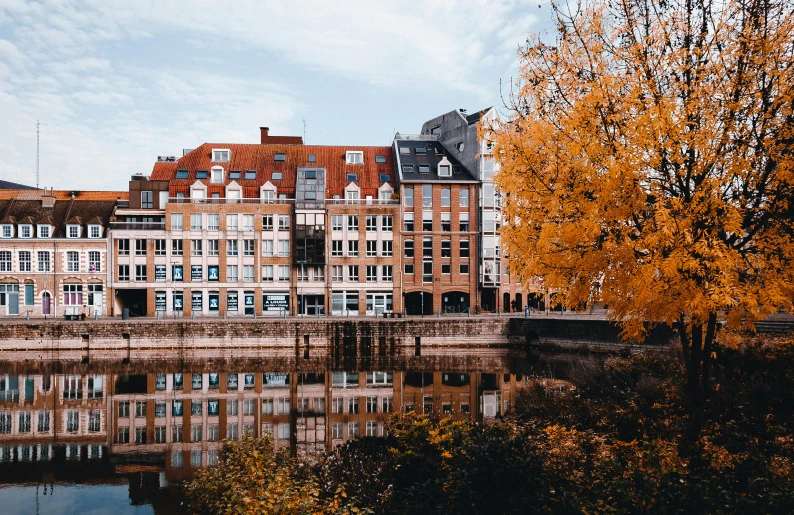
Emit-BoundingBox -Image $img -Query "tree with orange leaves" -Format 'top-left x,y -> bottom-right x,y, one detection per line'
490,0 -> 794,436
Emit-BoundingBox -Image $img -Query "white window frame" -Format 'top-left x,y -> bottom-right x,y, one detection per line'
19,225 -> 32,238
345,151 -> 364,165
210,166 -> 225,184
38,225 -> 51,238
0,225 -> 12,238
212,149 -> 231,163
88,225 -> 101,238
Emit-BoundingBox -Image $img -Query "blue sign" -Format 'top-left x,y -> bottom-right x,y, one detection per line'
172,265 -> 183,281
208,265 -> 219,281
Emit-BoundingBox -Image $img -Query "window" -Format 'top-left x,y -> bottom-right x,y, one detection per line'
38,225 -> 50,238
172,240 -> 183,255
226,214 -> 238,231
278,215 -> 290,230
204,214 -> 218,231
118,239 -> 130,256
441,212 -> 451,232
441,188 -> 450,207
229,170 -> 241,180
346,189 -> 359,201
402,212 -> 414,232
381,240 -> 393,257
275,239 -> 288,257
118,265 -> 129,281
138,189 -> 153,208
67,225 -> 79,238
382,265 -> 393,281
423,261 -> 433,282
262,214 -> 273,230
227,265 -> 238,282
0,251 -> 10,272
278,398 -> 290,415
332,240 -> 343,257
88,252 -> 100,272
191,239 -> 203,256
171,213 -> 183,230
418,165 -> 430,173
272,172 -> 283,181
210,167 -> 224,183
66,410 -> 79,433
366,215 -> 377,232
211,149 -> 230,162
460,240 -> 470,258
19,251 -> 30,272
459,212 -> 470,231
308,154 -> 317,163
152,239 -> 166,257
441,240 -> 452,259
348,421 -> 360,438
423,211 -> 433,232
402,165 -> 414,174
439,164 -> 451,177
208,239 -> 219,256
227,240 -> 238,256
422,184 -> 432,206
262,265 -> 273,281
331,215 -> 343,232
366,265 -> 377,282
0,225 -> 11,238
243,265 -> 254,282
278,265 -> 290,282
366,240 -> 377,257
20,225 -> 32,238
190,213 -> 202,230
135,265 -> 147,282
37,251 -> 51,272
274,153 -> 286,162
195,170 -> 208,180
262,399 -> 274,415
240,214 -> 254,231
347,240 -> 358,257
89,225 -> 101,238
332,265 -> 343,281
135,239 -> 147,256
423,237 -> 433,258
404,240 -> 414,258
459,188 -> 469,207
244,170 -> 257,180
313,266 -> 324,282
244,239 -> 255,256
346,151 -> 364,164
37,411 -> 50,432
347,265 -> 359,282
347,215 -> 358,231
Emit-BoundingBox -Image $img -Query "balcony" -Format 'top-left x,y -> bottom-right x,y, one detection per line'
168,197 -> 294,205
111,221 -> 166,231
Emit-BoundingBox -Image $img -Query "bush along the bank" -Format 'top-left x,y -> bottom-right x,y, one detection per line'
186,335 -> 794,514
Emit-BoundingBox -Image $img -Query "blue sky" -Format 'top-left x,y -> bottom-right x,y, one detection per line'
0,0 -> 552,191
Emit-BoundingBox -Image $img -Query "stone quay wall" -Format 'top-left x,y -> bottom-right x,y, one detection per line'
0,316 -> 675,354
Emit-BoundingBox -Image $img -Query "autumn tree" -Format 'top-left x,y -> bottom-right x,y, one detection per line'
491,0 -> 794,434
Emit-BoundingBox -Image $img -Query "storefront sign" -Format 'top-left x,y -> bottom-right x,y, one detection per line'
172,265 -> 183,282
155,292 -> 166,311
208,294 -> 219,311
208,265 -> 219,282
173,292 -> 183,310
263,294 -> 289,310
191,265 -> 202,281
155,265 -> 166,281
263,373 -> 289,386
191,292 -> 202,311
227,293 -> 238,311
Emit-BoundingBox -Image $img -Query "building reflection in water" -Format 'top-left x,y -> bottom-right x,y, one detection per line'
0,353 -> 571,508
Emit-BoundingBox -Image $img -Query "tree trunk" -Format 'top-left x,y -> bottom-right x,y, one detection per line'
676,313 -> 718,452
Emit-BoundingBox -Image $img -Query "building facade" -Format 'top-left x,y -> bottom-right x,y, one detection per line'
0,189 -> 123,318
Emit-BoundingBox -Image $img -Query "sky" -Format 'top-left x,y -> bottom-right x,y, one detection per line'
0,0 -> 553,191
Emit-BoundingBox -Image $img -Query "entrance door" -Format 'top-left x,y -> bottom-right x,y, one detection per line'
89,285 -> 103,316
42,292 -> 51,315
7,293 -> 18,316
299,295 -> 324,316
366,294 -> 393,316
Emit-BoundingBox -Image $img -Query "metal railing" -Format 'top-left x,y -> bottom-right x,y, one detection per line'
110,221 -> 166,230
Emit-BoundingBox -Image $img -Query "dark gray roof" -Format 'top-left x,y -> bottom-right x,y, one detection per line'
0,180 -> 37,190
0,198 -> 117,237
394,139 -> 477,182
465,107 -> 492,125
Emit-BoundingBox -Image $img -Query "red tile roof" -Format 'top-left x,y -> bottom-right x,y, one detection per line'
0,190 -> 128,201
150,143 -> 395,199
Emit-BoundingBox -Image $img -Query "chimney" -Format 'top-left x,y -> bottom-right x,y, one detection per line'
258,126 -> 304,145
260,127 -> 270,144
459,108 -> 467,114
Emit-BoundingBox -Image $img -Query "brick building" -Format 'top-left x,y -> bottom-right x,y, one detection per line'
393,135 -> 479,314
0,189 -> 124,318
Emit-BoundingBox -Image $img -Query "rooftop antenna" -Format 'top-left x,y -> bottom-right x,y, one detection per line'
302,118 -> 307,142
36,119 -> 40,189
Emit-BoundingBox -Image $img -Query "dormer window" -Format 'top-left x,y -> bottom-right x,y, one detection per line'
438,165 -> 451,177
20,225 -> 32,238
274,153 -> 286,162
244,170 -> 257,180
211,167 -> 225,184
346,173 -> 358,182
272,172 -> 283,180
402,165 -> 414,173
67,225 -> 80,238
0,225 -> 11,238
345,151 -> 364,165
212,149 -> 230,162
379,174 -> 390,182
346,190 -> 359,201
415,147 -> 426,155
418,165 -> 430,174
196,170 -> 208,180
399,147 -> 411,155
88,225 -> 102,238
229,170 -> 241,180
375,155 -> 387,164
38,225 -> 51,238
175,169 -> 189,179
